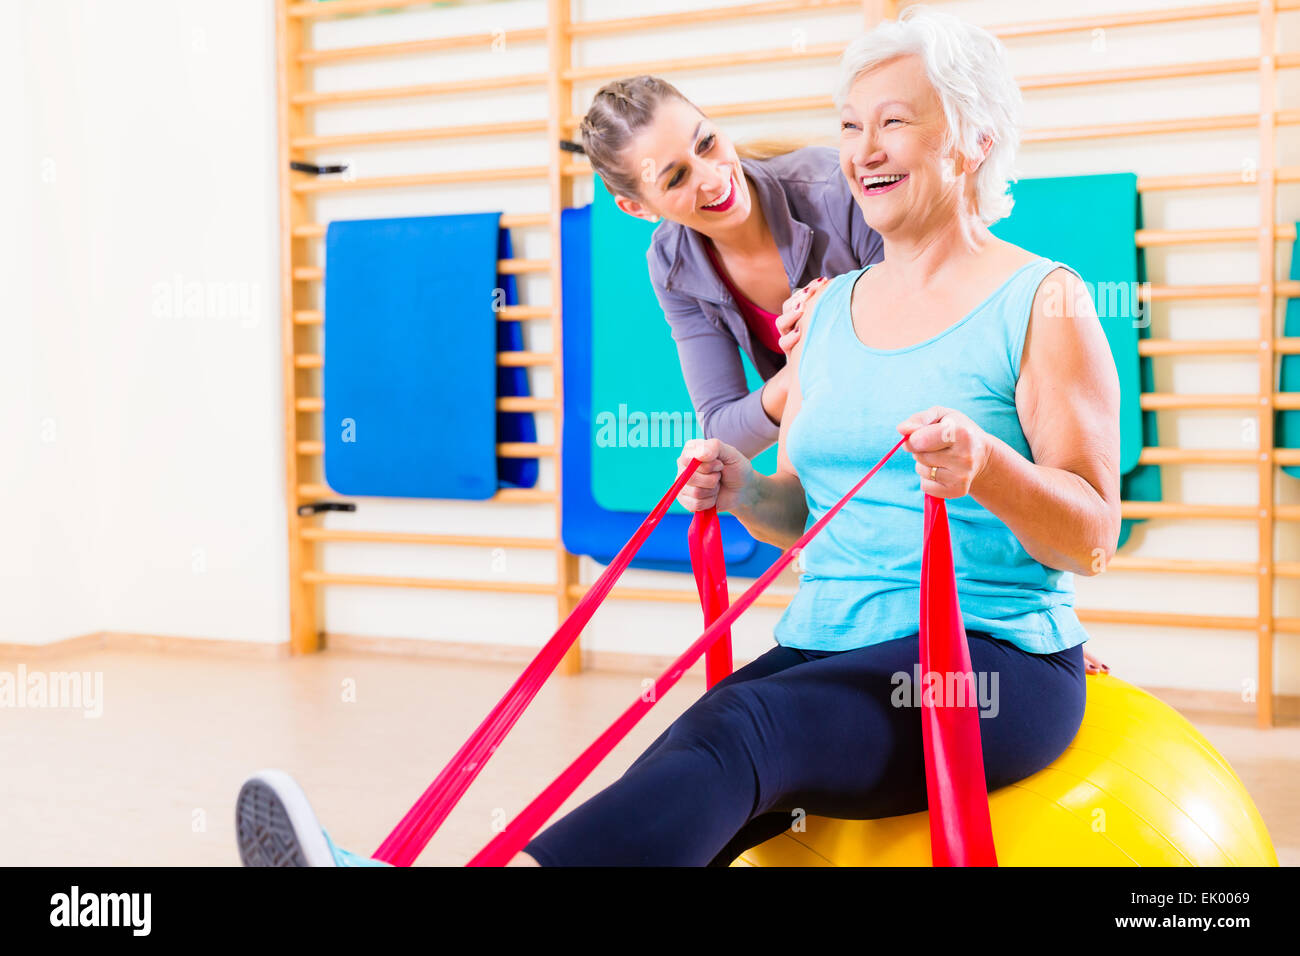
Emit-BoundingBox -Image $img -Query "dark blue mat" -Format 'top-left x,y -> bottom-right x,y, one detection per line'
1275,222 -> 1300,480
561,205 -> 779,576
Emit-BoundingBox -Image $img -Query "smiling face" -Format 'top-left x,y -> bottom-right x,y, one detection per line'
611,98 -> 753,233
839,53 -> 978,238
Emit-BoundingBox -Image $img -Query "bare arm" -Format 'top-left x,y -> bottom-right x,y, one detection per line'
974,268 -> 1122,574
674,283 -> 836,544
900,268 -> 1122,575
657,283 -> 779,458
727,284 -> 833,548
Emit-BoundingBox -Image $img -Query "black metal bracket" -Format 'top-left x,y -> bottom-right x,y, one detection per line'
290,161 -> 350,175
297,501 -> 357,517
558,139 -> 585,155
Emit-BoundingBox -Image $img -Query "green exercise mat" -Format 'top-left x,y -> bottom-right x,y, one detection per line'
1275,223 -> 1300,480
991,172 -> 1160,548
590,181 -> 777,513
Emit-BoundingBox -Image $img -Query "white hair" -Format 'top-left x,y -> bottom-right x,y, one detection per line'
835,5 -> 1022,225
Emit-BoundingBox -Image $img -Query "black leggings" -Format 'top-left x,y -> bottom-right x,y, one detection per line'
523,631 -> 1085,866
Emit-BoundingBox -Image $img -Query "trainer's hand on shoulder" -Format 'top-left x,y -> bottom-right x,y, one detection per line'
676,438 -> 754,514
777,276 -> 830,354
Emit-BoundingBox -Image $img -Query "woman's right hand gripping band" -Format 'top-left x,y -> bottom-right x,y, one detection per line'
676,438 -> 755,515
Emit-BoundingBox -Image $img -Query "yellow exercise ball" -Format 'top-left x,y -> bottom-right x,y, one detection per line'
735,674 -> 1278,866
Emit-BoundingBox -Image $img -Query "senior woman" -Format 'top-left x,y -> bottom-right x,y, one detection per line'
510,6 -> 1119,868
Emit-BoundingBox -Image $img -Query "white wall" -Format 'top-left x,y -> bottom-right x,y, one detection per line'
5,0 -> 1298,699
3,0 -> 288,645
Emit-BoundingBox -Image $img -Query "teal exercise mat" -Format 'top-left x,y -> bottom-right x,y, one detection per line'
991,172 -> 1160,548
1275,223 -> 1300,479
589,181 -> 777,513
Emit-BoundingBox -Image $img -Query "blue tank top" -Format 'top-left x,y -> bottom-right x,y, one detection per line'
773,256 -> 1090,655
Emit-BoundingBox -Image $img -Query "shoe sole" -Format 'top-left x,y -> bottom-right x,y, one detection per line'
236,769 -> 336,867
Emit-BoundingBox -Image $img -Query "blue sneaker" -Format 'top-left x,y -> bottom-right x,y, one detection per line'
236,769 -> 391,867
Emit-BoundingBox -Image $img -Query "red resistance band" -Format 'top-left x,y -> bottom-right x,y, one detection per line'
376,437 -> 998,867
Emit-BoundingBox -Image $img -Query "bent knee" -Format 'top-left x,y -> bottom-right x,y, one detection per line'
660,684 -> 775,764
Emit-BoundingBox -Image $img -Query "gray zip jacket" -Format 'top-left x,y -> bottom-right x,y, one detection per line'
646,146 -> 884,458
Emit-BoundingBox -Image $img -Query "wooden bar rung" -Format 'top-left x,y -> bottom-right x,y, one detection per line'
1137,447 -> 1256,464
1105,556 -> 1257,575
296,484 -> 556,504
301,528 -> 557,549
291,73 -> 548,107
293,213 -> 550,240
498,442 -> 554,458
1138,338 -> 1259,356
291,265 -> 550,291
498,305 -> 552,320
289,0 -> 475,18
561,42 -> 846,83
991,3 -> 1261,40
303,570 -> 556,595
1140,165 -> 1300,190
297,28 -> 547,64
292,119 -> 548,151
297,440 -> 551,458
292,166 -> 549,194
1019,57 -> 1260,92
294,354 -> 324,369
562,94 -> 835,133
1142,281 -> 1300,300
497,259 -> 551,276
564,1 -> 860,37
1135,448 -> 1300,467
1137,225 -> 1296,246
498,396 -> 556,413
566,583 -> 793,609
1075,608 -> 1256,630
1140,393 -> 1260,410
1121,502 -> 1257,519
496,487 -> 556,503
498,351 -> 556,367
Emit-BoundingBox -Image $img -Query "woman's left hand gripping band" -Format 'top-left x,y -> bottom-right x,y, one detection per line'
897,406 -> 996,499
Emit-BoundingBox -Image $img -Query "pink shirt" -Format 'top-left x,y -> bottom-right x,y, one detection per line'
702,239 -> 784,356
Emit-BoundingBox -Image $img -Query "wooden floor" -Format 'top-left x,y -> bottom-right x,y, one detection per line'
1,646 -> 1295,867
